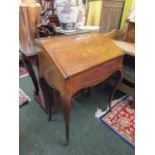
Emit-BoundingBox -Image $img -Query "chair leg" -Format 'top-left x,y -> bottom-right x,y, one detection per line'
109,70 -> 123,111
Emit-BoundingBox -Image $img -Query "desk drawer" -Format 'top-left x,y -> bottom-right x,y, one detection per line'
66,56 -> 123,95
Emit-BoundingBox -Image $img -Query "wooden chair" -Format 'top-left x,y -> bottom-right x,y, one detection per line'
105,25 -> 135,109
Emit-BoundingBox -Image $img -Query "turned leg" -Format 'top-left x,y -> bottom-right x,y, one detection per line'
61,96 -> 72,144
39,78 -> 54,121
22,54 -> 39,96
109,70 -> 123,111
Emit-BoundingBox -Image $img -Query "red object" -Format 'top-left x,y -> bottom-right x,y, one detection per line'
100,98 -> 135,147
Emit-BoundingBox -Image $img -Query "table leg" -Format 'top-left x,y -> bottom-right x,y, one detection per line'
61,96 -> 71,144
39,78 -> 54,121
109,70 -> 123,111
22,55 -> 39,96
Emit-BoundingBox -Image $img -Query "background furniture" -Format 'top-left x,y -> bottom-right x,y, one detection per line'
19,2 -> 42,97
19,0 -> 60,112
109,39 -> 135,107
39,0 -> 60,26
36,32 -> 124,143
124,20 -> 135,43
100,0 -> 125,33
105,20 -> 135,108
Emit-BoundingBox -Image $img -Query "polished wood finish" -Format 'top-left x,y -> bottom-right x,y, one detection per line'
36,32 -> 124,143
103,29 -> 135,56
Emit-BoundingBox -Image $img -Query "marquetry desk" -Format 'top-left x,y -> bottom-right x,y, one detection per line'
36,32 -> 125,144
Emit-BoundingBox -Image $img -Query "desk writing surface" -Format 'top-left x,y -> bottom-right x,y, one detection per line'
37,33 -> 124,78
36,32 -> 99,48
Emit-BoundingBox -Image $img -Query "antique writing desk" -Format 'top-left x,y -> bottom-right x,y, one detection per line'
36,33 -> 124,144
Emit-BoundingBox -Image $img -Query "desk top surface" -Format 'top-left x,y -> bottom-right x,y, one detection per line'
36,33 -> 124,78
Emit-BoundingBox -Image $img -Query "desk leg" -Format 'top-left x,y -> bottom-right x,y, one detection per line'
62,96 -> 71,144
23,55 -> 39,96
39,78 -> 54,121
109,70 -> 123,111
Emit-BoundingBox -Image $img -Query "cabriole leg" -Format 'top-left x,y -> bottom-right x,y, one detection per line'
61,96 -> 72,145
